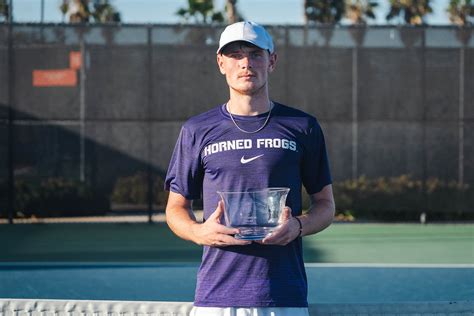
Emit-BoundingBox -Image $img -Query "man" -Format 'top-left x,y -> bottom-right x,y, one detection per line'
165,21 -> 335,316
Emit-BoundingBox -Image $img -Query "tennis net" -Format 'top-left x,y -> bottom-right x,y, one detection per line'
1,299 -> 473,316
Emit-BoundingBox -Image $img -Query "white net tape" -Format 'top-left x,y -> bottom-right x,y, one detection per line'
1,299 -> 473,316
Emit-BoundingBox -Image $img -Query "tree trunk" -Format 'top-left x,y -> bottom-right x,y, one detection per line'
304,0 -> 309,26
226,0 -> 238,24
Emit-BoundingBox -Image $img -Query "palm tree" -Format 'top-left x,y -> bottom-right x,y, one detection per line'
304,0 -> 346,24
345,0 -> 378,24
0,0 -> 9,22
60,1 -> 67,22
225,0 -> 242,24
59,0 -> 120,23
447,0 -> 474,25
176,0 -> 224,24
60,0 -> 91,23
92,0 -> 121,22
386,0 -> 433,25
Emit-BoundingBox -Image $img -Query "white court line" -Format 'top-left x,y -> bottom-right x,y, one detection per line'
305,263 -> 474,268
2,262 -> 472,269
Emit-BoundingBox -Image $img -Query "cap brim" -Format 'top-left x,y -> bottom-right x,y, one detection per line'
217,40 -> 270,54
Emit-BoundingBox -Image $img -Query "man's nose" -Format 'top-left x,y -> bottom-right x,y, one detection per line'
239,54 -> 253,68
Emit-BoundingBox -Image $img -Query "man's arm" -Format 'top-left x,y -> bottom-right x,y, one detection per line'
166,191 -> 251,247
298,184 -> 335,236
262,184 -> 335,245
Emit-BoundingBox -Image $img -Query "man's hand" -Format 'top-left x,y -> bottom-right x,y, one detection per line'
191,201 -> 251,247
260,185 -> 336,245
259,207 -> 300,246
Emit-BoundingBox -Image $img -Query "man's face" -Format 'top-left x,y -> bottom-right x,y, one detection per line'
217,41 -> 277,96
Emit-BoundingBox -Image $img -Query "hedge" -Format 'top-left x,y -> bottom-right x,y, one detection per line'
331,175 -> 473,221
13,177 -> 109,218
6,174 -> 474,221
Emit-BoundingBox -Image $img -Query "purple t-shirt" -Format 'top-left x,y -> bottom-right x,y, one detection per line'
165,102 -> 332,307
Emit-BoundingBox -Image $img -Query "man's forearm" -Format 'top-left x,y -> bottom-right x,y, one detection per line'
166,204 -> 200,243
298,197 -> 335,237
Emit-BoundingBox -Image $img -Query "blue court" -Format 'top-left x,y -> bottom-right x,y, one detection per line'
1,263 -> 473,304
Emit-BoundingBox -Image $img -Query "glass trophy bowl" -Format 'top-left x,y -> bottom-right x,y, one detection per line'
217,187 -> 290,240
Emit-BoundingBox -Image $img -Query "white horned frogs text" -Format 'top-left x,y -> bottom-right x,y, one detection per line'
203,138 -> 297,157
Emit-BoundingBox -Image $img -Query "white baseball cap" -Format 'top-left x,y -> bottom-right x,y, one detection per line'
217,21 -> 274,54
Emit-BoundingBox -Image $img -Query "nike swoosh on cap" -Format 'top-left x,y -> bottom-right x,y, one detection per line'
240,154 -> 264,164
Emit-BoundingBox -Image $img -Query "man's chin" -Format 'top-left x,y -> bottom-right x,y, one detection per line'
232,84 -> 266,96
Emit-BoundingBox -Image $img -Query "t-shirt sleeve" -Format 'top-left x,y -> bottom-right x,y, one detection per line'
164,126 -> 204,200
301,122 -> 332,195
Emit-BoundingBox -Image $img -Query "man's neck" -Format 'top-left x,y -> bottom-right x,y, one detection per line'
227,91 -> 271,116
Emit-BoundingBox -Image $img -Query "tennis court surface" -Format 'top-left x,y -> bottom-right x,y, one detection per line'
1,222 -> 473,315
1,262 -> 473,303
1,262 -> 473,315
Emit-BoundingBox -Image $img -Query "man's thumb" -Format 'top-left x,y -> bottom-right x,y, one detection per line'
279,207 -> 291,222
209,200 -> 224,221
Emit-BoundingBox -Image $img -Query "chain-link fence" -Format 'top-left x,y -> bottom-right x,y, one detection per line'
1,24 -> 473,222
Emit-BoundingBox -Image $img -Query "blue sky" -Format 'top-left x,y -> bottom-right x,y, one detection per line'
13,0 -> 452,25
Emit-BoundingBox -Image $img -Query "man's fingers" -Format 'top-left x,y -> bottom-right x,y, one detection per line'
279,206 -> 291,222
218,235 -> 251,246
209,201 -> 241,234
262,211 -> 294,245
283,207 -> 291,219
261,230 -> 283,244
210,234 -> 251,247
217,223 -> 239,235
208,200 -> 225,221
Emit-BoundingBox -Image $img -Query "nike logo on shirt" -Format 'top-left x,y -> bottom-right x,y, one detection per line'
240,154 -> 264,164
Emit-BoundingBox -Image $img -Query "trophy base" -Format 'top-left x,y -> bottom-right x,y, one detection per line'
234,225 -> 277,240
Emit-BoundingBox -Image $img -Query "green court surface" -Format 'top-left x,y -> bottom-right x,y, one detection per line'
1,222 -> 473,263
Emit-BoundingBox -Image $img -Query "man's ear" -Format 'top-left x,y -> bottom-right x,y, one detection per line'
268,53 -> 277,73
217,54 -> 226,75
